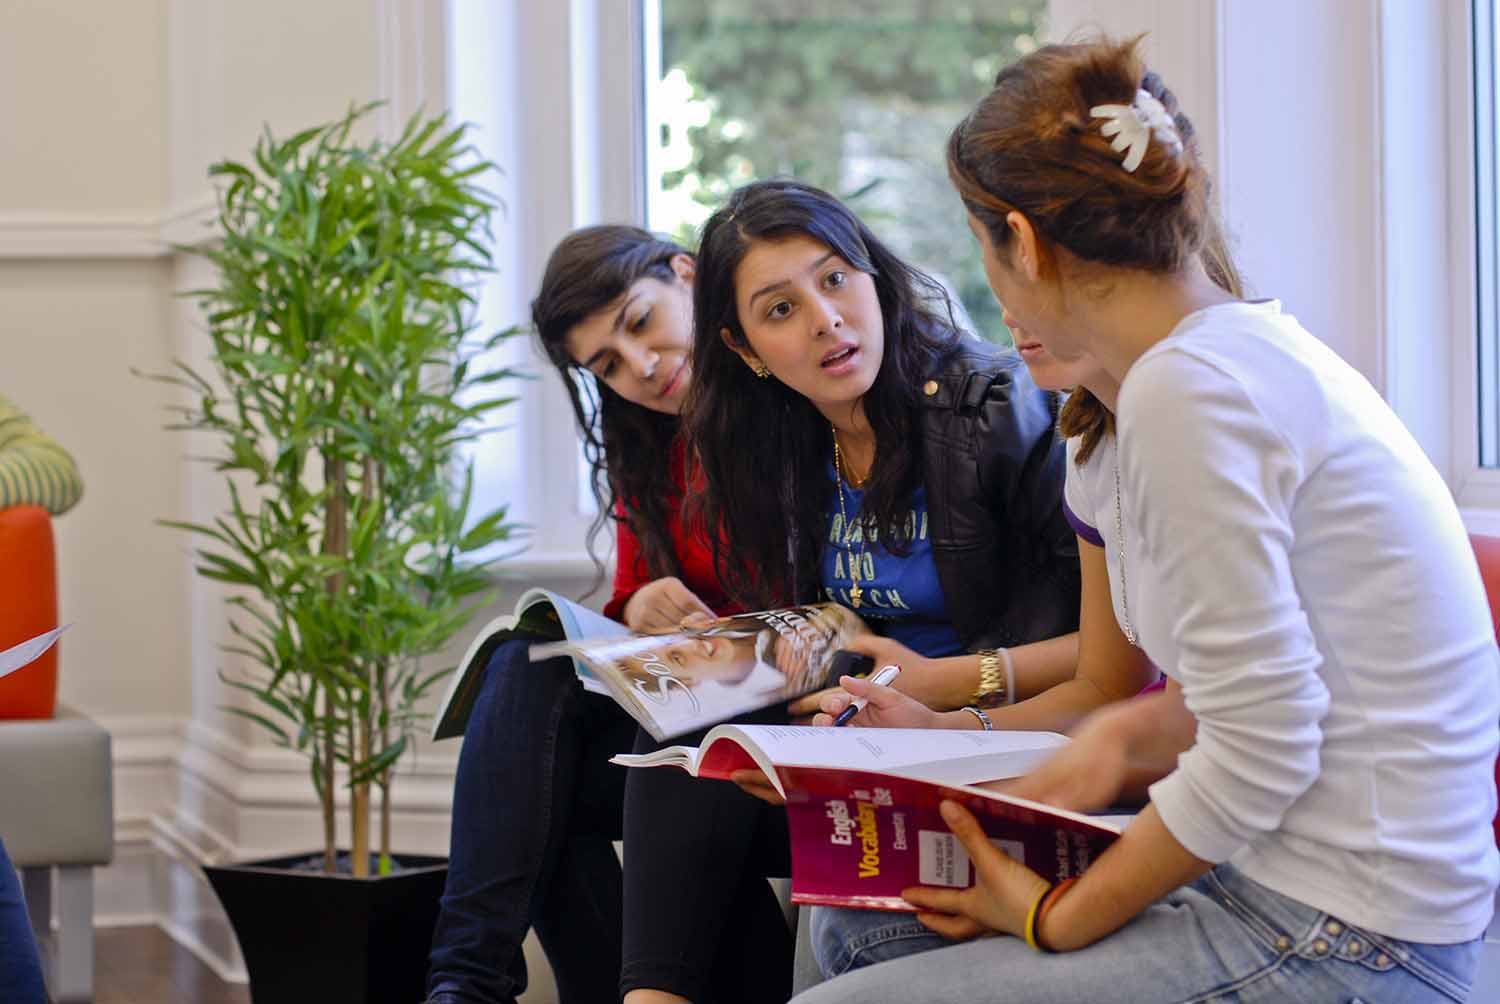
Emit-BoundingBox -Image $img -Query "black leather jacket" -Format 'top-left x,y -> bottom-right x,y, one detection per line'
909,339 -> 1080,650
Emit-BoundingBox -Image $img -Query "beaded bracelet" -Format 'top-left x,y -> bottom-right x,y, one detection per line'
1030,877 -> 1079,953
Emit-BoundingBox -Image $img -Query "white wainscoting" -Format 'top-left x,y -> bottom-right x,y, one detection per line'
0,199 -> 218,260
93,713 -> 463,984
0,213 -> 167,259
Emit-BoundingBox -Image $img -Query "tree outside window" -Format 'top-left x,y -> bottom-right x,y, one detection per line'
651,0 -> 1047,342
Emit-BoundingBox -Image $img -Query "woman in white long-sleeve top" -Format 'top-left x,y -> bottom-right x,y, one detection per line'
793,34 -> 1499,1004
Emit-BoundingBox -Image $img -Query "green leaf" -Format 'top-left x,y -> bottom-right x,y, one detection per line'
135,101 -> 518,862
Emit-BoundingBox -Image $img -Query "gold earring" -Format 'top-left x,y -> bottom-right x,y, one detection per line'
750,359 -> 770,379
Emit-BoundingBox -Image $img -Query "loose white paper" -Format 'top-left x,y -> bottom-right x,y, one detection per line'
0,626 -> 68,679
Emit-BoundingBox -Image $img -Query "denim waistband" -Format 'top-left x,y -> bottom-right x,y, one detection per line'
1199,862 -> 1480,1003
1200,862 -> 1323,945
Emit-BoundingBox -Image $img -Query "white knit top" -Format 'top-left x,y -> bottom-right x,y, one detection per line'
1079,299 -> 1499,943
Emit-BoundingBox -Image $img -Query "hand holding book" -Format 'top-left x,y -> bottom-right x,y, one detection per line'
900,799 -> 1056,943
613,724 -> 1120,912
729,768 -> 785,805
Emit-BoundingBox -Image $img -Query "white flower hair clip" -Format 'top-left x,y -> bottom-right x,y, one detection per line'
1090,89 -> 1184,173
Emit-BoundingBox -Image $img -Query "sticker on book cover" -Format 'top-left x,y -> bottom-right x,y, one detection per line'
919,831 -> 1026,887
918,831 -> 970,886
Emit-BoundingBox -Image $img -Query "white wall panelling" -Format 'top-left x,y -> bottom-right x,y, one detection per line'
0,7 -> 602,997
0,214 -> 165,259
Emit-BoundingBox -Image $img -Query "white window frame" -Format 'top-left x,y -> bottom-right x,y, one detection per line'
444,0 -> 651,582
1452,0 -> 1500,530
1051,3 -> 1499,530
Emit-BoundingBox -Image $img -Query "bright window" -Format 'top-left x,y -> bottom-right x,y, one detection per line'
645,1 -> 1047,341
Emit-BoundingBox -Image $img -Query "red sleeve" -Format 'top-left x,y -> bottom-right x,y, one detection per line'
602,502 -> 649,623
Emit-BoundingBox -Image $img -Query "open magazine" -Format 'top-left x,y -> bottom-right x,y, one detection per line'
613,724 -> 1125,911
431,588 -> 626,741
432,591 -> 867,742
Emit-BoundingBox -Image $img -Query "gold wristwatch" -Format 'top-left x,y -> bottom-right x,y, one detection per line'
973,648 -> 1008,709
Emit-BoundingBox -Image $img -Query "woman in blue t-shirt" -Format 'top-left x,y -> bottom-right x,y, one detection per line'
686,179 -> 1084,686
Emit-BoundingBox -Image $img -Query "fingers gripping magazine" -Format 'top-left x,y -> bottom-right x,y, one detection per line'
432,595 -> 866,742
612,724 -> 1124,911
534,604 -> 866,741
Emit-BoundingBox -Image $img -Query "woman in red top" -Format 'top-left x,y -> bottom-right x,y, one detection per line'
425,227 -> 778,1004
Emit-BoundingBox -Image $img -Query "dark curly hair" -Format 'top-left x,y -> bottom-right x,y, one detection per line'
683,180 -> 963,608
531,225 -> 690,592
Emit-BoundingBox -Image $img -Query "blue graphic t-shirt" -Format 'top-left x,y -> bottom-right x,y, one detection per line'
820,469 -> 964,659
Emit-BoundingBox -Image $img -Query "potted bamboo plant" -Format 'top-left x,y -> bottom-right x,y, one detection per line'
154,104 -> 517,1003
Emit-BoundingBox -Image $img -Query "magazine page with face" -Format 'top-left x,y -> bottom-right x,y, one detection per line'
545,603 -> 867,740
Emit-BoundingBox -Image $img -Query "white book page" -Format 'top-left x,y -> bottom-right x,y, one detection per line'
887,746 -> 1059,787
712,725 -> 1066,776
610,745 -> 697,771
950,779 -> 1127,834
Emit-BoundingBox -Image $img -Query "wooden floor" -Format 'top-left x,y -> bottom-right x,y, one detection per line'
95,925 -> 249,1004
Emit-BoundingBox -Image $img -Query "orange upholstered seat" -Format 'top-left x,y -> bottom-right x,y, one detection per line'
0,504 -> 59,719
1469,534 -> 1500,848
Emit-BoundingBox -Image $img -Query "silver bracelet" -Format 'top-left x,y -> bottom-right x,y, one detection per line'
961,705 -> 994,730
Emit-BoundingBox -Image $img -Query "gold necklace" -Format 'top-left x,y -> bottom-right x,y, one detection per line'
831,426 -> 868,489
832,426 -> 870,608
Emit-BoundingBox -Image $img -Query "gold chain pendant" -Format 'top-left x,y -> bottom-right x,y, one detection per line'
833,425 -> 867,610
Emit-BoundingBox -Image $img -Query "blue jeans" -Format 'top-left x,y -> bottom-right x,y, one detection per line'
0,838 -> 46,1004
426,639 -> 803,1003
802,862 -> 1481,1003
426,640 -> 636,1004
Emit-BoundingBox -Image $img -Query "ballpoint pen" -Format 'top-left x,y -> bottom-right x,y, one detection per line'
832,664 -> 901,727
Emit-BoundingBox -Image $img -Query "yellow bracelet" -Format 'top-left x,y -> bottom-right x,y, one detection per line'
1022,881 -> 1053,952
1032,877 -> 1078,953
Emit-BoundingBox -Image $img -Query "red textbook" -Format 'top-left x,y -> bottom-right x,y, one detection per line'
612,725 -> 1125,911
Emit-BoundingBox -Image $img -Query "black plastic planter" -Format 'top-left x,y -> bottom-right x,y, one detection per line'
203,852 -> 447,1004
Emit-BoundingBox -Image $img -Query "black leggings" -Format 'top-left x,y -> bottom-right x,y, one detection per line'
621,707 -> 795,1002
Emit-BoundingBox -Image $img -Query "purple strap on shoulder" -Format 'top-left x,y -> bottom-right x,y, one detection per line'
1063,499 -> 1105,548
